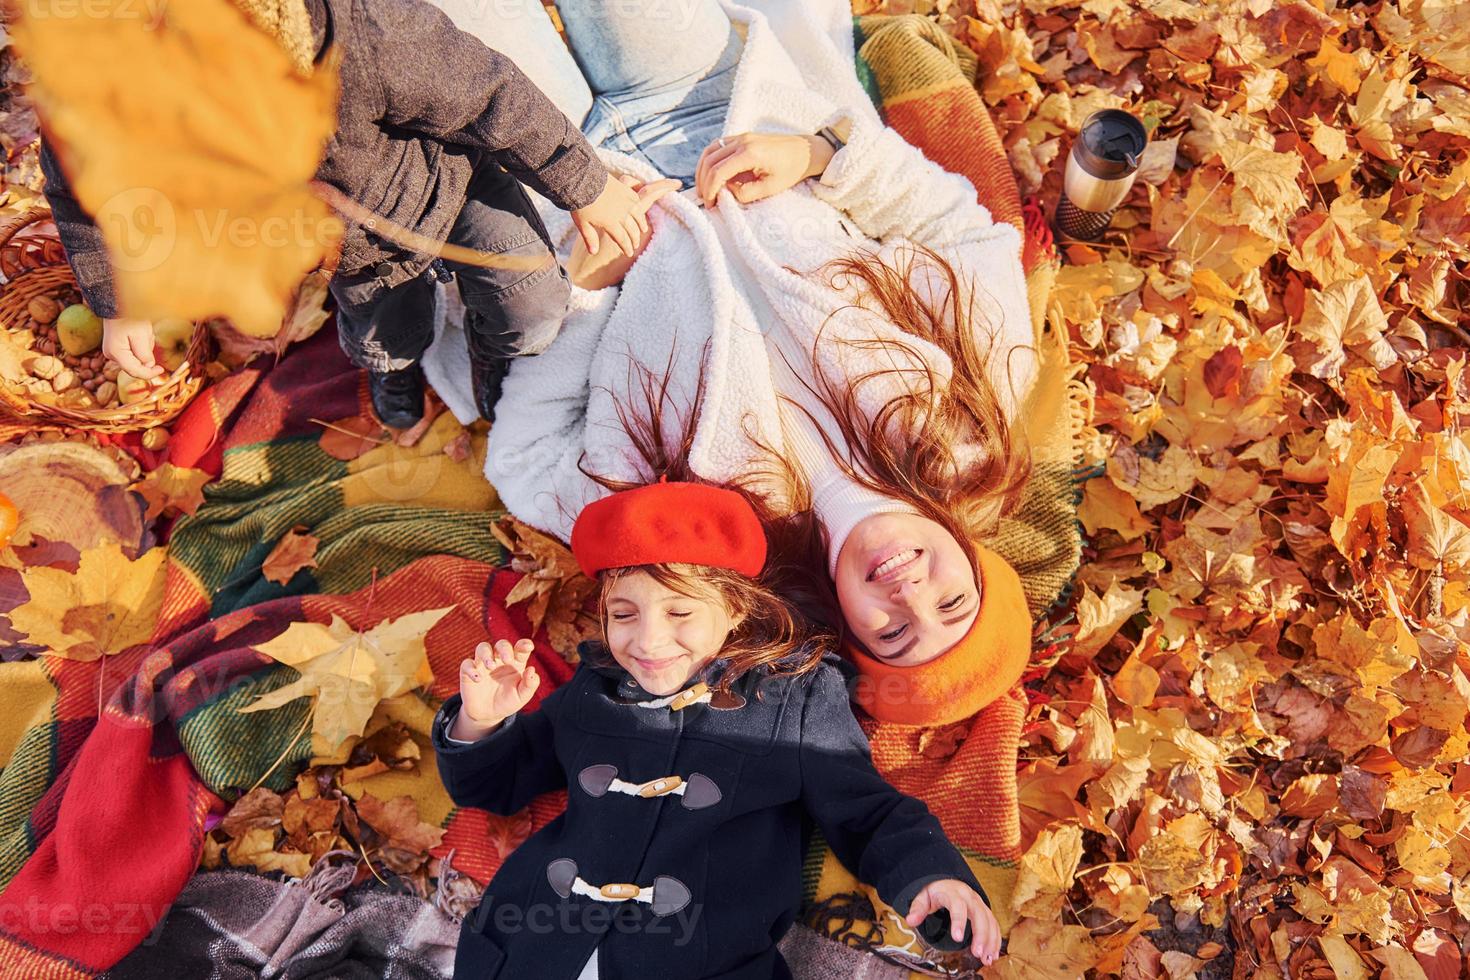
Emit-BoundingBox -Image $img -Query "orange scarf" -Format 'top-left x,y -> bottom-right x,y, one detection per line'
846,545 -> 1031,726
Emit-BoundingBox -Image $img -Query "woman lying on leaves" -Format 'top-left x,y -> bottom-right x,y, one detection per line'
424,0 -> 1039,729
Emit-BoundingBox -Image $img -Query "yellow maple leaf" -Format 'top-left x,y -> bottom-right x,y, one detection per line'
9,543 -> 166,661
1318,934 -> 1371,980
13,0 -> 341,335
225,826 -> 312,878
1011,822 -> 1084,920
1077,476 -> 1152,542
239,608 -> 454,750
1306,34 -> 1363,97
1293,278 -> 1396,381
1106,443 -> 1200,510
989,919 -> 1099,980
1073,581 -> 1144,658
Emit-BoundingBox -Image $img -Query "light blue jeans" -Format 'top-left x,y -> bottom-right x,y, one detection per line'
431,0 -> 738,186
556,0 -> 741,186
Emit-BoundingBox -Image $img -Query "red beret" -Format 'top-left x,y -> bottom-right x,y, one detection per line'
570,482 -> 768,578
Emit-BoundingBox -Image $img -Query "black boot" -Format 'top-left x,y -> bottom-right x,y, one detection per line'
465,313 -> 512,424
368,363 -> 425,430
470,352 -> 511,424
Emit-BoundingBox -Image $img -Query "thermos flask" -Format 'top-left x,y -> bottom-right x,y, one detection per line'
1055,110 -> 1148,241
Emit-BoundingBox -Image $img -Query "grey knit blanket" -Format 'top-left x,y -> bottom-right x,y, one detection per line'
104,860 -> 904,980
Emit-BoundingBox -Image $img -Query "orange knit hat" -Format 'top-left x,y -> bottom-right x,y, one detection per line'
845,545 -> 1031,726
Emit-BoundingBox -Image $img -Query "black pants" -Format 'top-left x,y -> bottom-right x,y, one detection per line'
332,162 -> 572,373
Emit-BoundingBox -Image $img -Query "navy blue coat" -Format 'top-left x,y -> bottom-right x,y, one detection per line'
431,650 -> 984,980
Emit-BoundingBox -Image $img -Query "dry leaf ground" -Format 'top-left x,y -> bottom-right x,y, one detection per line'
0,0 -> 1467,976
893,0 -> 1470,976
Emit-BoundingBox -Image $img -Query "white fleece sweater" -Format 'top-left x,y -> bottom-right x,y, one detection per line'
422,0 -> 1036,550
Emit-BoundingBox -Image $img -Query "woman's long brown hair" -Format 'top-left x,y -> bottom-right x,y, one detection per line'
575,352 -> 833,694
579,242 -> 1031,653
765,242 -> 1033,640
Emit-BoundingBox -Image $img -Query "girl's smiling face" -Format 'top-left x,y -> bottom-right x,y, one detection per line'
603,570 -> 742,696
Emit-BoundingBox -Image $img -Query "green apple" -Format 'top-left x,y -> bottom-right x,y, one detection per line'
153,317 -> 194,372
56,304 -> 103,357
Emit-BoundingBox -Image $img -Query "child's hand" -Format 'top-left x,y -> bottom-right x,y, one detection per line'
456,639 -> 540,734
102,318 -> 164,380
570,174 -> 649,258
568,175 -> 681,290
905,879 -> 1001,965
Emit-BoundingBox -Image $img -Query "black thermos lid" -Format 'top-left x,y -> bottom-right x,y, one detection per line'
1073,110 -> 1148,180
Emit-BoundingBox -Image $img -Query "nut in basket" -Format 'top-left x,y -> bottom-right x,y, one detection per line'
0,206 -> 210,432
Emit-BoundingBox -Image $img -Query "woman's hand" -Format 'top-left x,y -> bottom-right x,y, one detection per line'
694,132 -> 836,208
452,639 -> 540,740
568,175 -> 681,290
905,878 -> 1001,965
103,317 -> 165,380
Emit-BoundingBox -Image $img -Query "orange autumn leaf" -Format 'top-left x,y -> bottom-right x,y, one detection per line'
13,0 -> 341,335
483,809 -> 535,864
318,415 -> 389,461
0,492 -> 17,551
1011,822 -> 1085,919
132,463 -> 213,520
262,526 -> 319,585
354,793 -> 446,855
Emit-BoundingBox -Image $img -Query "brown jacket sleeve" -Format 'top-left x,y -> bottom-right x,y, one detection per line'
38,139 -> 120,319
360,0 -> 607,212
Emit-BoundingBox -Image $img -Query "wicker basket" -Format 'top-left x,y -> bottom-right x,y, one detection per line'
0,206 -> 209,433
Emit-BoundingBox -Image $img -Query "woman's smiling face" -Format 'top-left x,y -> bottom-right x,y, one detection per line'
603,570 -> 741,696
832,512 -> 980,666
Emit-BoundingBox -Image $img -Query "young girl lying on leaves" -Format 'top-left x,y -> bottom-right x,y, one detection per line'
431,480 -> 1000,980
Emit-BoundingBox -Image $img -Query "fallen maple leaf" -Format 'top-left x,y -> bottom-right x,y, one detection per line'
493,517 -> 598,656
282,793 -> 344,843
225,827 -> 313,878
355,793 -> 446,855
1011,822 -> 1084,919
393,394 -> 444,448
132,463 -> 213,521
9,543 -> 165,660
317,415 -> 389,461
239,608 -> 454,749
220,787 -> 285,838
210,270 -> 337,368
14,0 -> 341,334
1073,581 -> 1144,658
262,526 -> 319,585
990,919 -> 1100,980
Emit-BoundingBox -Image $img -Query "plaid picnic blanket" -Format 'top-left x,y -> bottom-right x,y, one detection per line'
0,329 -> 532,976
0,13 -> 1082,979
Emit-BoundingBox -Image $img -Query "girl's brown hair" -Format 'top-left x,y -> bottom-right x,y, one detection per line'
763,243 -> 1033,639
576,357 -> 833,694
